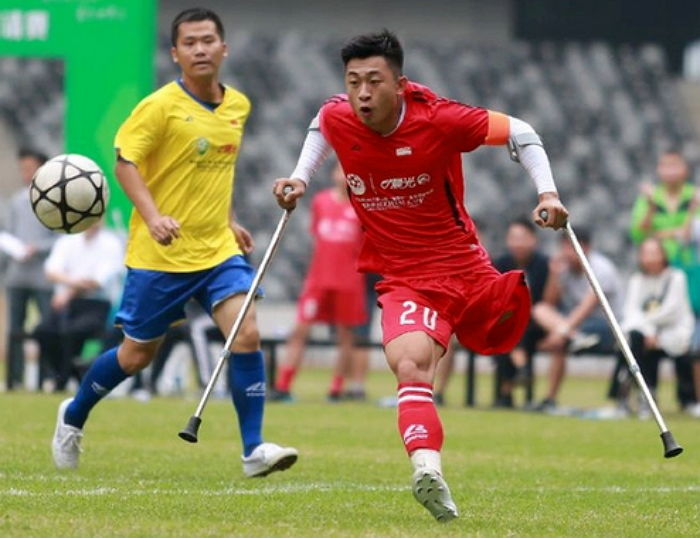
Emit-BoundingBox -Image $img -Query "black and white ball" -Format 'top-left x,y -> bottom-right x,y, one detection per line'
30,154 -> 109,233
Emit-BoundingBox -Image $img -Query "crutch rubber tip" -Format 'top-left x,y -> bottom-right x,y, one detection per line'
178,416 -> 202,443
661,431 -> 683,458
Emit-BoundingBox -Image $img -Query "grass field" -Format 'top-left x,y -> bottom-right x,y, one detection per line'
1,368 -> 699,537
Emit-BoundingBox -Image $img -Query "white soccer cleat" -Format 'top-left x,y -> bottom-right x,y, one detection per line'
52,398 -> 83,470
412,468 -> 459,522
242,442 -> 298,478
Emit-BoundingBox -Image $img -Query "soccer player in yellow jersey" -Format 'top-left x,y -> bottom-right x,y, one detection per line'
51,8 -> 298,477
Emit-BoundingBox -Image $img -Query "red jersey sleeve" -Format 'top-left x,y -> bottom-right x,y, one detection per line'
433,100 -> 490,153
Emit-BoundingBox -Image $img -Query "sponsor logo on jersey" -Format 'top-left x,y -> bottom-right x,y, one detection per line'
195,137 -> 210,155
217,143 -> 237,154
346,173 -> 366,195
403,423 -> 429,444
380,173 -> 431,190
395,146 -> 412,156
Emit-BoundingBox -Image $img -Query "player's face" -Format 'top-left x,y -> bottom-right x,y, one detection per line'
345,56 -> 407,135
639,239 -> 666,275
506,224 -> 537,264
19,156 -> 41,185
171,20 -> 227,80
656,153 -> 688,188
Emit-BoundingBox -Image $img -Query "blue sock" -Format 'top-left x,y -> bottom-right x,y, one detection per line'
228,350 -> 265,456
64,347 -> 128,429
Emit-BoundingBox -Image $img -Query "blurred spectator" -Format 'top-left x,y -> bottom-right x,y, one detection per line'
608,238 -> 695,417
34,221 -> 124,391
344,272 -> 382,400
492,217 -> 551,408
2,148 -> 54,390
685,193 -> 700,416
630,151 -> 697,268
270,163 -> 367,402
533,228 -> 622,411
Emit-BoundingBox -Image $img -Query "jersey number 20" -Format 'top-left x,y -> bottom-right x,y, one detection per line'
399,300 -> 438,330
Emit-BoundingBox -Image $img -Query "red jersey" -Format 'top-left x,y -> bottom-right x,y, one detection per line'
304,188 -> 364,292
319,81 -> 491,278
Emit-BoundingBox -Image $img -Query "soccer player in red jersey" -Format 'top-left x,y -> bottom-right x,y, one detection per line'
271,162 -> 367,401
273,30 -> 568,522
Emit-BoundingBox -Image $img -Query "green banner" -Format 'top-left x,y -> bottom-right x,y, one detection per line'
0,0 -> 156,228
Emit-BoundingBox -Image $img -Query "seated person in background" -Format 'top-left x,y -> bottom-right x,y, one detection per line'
608,237 -> 695,417
492,217 -> 551,408
270,162 -> 367,402
34,222 -> 124,391
533,228 -> 622,411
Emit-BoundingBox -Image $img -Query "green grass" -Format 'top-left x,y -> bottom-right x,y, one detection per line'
1,368 -> 699,537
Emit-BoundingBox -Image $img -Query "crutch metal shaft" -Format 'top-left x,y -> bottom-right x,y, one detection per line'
179,208 -> 292,443
562,220 -> 682,458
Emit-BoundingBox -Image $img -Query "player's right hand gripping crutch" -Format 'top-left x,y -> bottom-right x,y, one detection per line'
179,203 -> 293,443
540,210 -> 683,458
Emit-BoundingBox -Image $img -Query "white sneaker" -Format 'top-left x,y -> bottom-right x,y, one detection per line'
412,468 -> 459,522
52,398 -> 83,470
568,332 -> 601,354
242,442 -> 298,477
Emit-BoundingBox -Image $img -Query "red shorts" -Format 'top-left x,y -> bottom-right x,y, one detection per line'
296,285 -> 367,326
376,264 -> 531,354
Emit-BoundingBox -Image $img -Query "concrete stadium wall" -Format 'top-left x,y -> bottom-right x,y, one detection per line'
158,0 -> 512,44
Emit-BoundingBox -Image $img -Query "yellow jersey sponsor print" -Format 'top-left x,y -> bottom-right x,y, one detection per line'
114,80 -> 250,272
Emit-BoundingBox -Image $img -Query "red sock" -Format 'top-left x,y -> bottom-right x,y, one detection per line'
397,383 -> 443,454
329,375 -> 344,395
276,366 -> 297,392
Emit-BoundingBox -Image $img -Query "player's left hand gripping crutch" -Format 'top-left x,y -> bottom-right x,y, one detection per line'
179,205 -> 293,443
540,210 -> 683,458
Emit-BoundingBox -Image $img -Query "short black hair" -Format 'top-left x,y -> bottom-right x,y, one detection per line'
171,8 -> 224,47
341,29 -> 403,74
18,147 -> 48,165
509,216 -> 536,234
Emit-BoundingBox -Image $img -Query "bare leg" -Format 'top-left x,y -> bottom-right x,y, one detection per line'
328,325 -> 354,397
385,331 -> 457,521
545,349 -> 567,401
433,339 -> 455,404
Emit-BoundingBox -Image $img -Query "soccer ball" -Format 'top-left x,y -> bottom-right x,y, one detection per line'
30,153 -> 109,233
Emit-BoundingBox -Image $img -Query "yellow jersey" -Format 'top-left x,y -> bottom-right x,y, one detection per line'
114,80 -> 250,271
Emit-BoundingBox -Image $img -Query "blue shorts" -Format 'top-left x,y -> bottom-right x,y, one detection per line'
114,255 -> 261,341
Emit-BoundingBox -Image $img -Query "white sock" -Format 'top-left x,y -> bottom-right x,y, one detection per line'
410,449 -> 442,475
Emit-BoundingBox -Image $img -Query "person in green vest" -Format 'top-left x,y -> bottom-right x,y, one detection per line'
630,151 -> 698,267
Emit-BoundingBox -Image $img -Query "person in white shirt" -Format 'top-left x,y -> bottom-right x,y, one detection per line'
609,237 -> 695,415
34,222 -> 124,391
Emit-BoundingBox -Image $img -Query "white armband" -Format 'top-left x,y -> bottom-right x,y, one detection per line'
508,116 -> 557,195
289,113 -> 333,184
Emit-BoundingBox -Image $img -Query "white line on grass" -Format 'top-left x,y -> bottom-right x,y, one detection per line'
2,484 -> 700,498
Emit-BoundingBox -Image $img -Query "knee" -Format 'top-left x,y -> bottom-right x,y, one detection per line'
392,351 -> 432,384
233,316 -> 260,352
118,345 -> 155,375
